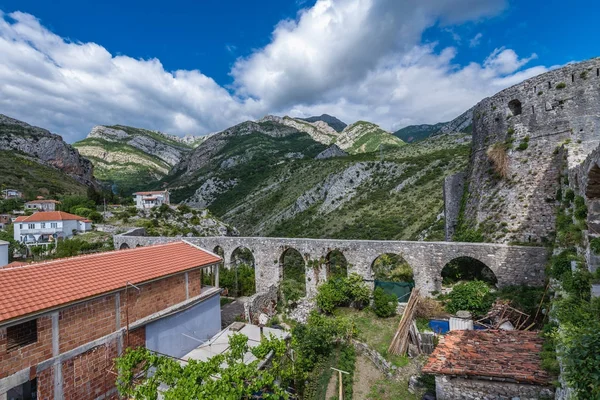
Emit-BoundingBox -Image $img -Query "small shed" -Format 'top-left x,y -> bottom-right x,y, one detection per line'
422,330 -> 554,400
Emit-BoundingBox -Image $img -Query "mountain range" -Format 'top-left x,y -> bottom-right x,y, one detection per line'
1,110 -> 471,239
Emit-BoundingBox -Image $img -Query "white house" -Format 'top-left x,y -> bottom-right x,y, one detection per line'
1,189 -> 22,199
0,240 -> 8,268
14,211 -> 92,244
24,199 -> 61,211
133,190 -> 170,210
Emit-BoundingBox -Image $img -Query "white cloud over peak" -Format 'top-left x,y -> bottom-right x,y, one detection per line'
0,0 -> 549,142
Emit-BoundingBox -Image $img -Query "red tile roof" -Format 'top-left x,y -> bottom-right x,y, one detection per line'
0,241 -> 221,325
14,216 -> 27,222
422,330 -> 551,385
25,199 -> 61,204
15,211 -> 85,223
134,191 -> 168,195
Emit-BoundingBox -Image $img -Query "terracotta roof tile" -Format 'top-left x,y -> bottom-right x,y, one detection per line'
25,200 -> 61,204
15,211 -> 85,223
0,241 -> 221,324
133,191 -> 168,195
422,330 -> 551,385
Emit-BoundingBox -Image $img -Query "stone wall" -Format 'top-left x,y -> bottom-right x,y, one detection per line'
434,375 -> 554,400
244,285 -> 278,324
464,58 -> 600,244
444,171 -> 466,240
114,234 -> 549,296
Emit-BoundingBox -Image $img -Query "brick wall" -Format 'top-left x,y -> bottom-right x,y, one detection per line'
59,295 -> 117,353
127,327 -> 146,349
188,270 -> 202,297
61,340 -> 118,400
120,273 -> 188,325
36,367 -> 54,400
1,267 -> 209,399
0,316 -> 53,379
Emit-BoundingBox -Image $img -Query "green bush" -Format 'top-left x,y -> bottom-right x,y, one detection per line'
315,273 -> 370,313
373,287 -> 397,317
564,189 -> 575,202
281,278 -> 305,306
556,82 -> 566,89
590,237 -> 600,254
316,280 -> 347,314
562,269 -> 591,301
549,250 -> 577,279
445,280 -> 493,315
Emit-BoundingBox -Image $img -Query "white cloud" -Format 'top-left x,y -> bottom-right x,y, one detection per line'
0,11 -> 263,142
469,32 -> 483,48
0,0 -> 552,142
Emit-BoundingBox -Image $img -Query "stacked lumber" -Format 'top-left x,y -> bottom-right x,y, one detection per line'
388,288 -> 420,356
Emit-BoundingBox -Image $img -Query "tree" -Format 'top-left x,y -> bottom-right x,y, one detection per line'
115,333 -> 291,399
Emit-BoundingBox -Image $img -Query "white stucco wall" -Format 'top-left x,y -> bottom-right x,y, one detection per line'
0,240 -> 9,268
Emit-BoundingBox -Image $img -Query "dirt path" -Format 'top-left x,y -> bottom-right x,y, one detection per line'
325,371 -> 338,399
353,354 -> 385,400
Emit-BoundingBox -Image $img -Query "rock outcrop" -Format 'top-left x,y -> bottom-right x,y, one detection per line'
259,115 -> 339,144
315,144 -> 348,159
0,114 -> 97,187
300,114 -> 347,132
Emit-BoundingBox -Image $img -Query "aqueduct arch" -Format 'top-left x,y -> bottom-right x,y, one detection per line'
113,233 -> 548,296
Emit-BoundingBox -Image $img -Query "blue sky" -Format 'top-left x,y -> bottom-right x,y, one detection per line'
0,0 -> 598,142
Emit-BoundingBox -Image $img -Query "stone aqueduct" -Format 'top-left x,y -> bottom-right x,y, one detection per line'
114,231 -> 548,296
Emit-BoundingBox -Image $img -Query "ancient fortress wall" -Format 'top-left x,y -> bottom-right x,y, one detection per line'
463,58 -> 600,243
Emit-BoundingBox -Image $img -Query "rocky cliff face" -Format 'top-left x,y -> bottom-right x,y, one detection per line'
336,121 -> 404,153
300,114 -> 347,132
259,115 -> 339,144
0,114 -> 97,187
459,58 -> 600,244
73,124 -> 197,194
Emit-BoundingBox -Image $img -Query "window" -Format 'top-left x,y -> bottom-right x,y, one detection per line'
508,99 -> 522,116
20,224 -> 23,229
6,319 -> 38,351
41,223 -> 45,228
28,223 -> 35,229
51,223 -> 57,228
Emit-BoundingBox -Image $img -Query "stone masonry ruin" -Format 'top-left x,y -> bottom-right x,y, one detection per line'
114,231 -> 547,297
458,58 -> 600,244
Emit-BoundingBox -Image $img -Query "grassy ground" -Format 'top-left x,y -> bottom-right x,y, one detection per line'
332,307 -> 410,367
367,378 -> 419,400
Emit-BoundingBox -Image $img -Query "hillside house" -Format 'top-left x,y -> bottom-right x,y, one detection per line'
133,190 -> 170,210
24,199 -> 60,212
0,240 -> 7,268
0,241 -> 222,399
0,214 -> 11,229
1,189 -> 22,199
13,211 -> 91,244
422,330 -> 554,400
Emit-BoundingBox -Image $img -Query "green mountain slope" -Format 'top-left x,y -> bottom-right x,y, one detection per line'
393,122 -> 446,143
0,151 -> 88,197
165,123 -> 470,240
336,121 -> 405,154
73,125 -> 200,194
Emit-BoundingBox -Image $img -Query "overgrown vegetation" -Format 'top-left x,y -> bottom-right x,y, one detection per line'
316,273 -> 370,313
443,280 -> 493,315
373,287 -> 397,317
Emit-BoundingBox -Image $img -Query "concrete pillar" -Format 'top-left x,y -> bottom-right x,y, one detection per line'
185,272 -> 189,299
215,264 -> 220,288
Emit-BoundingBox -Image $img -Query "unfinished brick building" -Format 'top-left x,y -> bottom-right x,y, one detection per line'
0,241 -> 222,399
